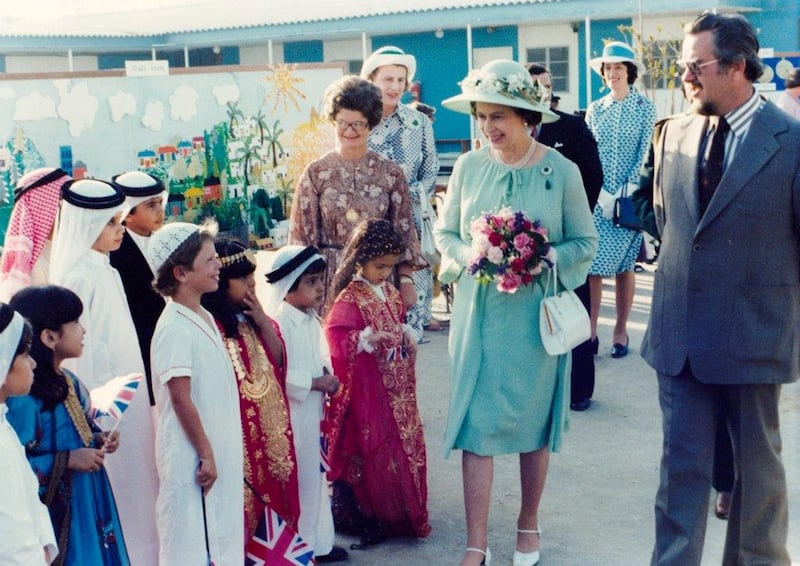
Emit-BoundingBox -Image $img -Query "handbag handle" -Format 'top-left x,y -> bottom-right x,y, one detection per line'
541,263 -> 558,335
542,262 -> 558,298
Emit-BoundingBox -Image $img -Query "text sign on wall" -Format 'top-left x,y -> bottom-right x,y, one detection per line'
125,60 -> 169,77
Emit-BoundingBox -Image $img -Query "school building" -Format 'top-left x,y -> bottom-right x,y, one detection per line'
1,0 -> 799,149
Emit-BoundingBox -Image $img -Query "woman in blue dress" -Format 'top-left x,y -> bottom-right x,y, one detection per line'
436,60 -> 597,566
7,285 -> 129,566
585,42 -> 656,358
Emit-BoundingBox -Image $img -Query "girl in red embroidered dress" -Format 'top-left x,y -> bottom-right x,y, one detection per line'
324,219 -> 430,548
201,238 -> 301,539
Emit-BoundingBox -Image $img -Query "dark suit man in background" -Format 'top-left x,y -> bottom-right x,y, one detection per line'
642,12 -> 798,565
529,63 -> 603,411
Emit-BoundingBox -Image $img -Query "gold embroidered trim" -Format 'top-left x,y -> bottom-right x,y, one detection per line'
63,374 -> 94,448
226,322 -> 294,482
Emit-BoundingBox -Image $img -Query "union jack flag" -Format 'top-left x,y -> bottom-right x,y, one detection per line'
89,373 -> 143,428
320,394 -> 331,473
245,506 -> 315,565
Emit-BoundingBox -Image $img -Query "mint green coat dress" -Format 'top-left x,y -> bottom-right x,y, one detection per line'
434,146 -> 597,457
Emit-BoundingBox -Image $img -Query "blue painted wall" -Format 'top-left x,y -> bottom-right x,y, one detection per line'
586,18 -> 633,106
0,56 -> 5,73
283,40 -> 323,63
749,1 -> 800,52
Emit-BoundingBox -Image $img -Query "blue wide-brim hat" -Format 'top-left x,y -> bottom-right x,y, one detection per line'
590,41 -> 647,77
441,59 -> 558,123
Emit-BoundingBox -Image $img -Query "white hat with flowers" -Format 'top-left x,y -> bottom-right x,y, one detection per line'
441,59 -> 558,123
589,41 -> 647,76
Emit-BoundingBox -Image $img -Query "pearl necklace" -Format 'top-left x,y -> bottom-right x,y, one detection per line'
493,139 -> 537,169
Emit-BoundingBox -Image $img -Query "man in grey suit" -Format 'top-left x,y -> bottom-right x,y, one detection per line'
642,12 -> 798,565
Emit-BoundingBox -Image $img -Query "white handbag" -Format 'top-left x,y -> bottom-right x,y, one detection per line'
419,195 -> 440,267
539,263 -> 590,355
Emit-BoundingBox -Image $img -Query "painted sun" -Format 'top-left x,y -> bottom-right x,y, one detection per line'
263,64 -> 307,115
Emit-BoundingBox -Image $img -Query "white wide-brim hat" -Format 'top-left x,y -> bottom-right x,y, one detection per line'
590,41 -> 647,77
441,59 -> 558,124
361,46 -> 417,82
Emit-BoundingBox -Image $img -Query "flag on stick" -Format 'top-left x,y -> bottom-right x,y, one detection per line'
245,505 -> 315,565
89,373 -> 143,429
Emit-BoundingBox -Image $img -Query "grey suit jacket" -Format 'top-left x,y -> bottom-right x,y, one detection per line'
641,101 -> 800,385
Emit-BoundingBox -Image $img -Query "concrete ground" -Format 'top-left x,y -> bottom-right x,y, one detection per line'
323,265 -> 800,565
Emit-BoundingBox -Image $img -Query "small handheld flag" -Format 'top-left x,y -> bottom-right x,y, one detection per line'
89,373 -> 143,430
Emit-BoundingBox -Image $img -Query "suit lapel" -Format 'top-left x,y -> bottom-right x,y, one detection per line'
697,104 -> 784,233
672,116 -> 706,225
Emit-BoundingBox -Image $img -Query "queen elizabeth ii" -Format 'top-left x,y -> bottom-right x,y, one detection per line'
434,59 -> 597,566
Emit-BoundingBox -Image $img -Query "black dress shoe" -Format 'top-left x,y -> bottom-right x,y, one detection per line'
570,398 -> 591,411
610,336 -> 629,358
317,545 -> 349,563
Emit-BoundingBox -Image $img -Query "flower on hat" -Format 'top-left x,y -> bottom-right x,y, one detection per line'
460,68 -> 544,107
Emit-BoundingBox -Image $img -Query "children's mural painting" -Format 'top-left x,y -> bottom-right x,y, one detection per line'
0,63 -> 342,247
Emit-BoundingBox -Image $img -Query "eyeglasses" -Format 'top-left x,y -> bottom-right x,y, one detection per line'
334,119 -> 369,132
676,58 -> 719,76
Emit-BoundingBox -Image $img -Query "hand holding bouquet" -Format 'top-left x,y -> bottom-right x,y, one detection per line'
467,207 -> 550,293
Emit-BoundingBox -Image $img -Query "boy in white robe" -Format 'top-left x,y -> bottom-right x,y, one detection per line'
263,245 -> 348,563
0,305 -> 58,565
49,179 -> 159,565
149,221 -> 244,566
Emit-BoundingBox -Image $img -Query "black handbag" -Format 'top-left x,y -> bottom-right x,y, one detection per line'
613,186 -> 644,231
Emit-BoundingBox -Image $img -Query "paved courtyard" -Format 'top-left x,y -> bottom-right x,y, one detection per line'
256,258 -> 799,565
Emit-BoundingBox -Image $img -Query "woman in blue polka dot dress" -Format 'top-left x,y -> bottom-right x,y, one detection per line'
585,42 -> 656,358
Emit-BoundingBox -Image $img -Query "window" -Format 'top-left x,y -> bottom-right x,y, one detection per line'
526,46 -> 569,91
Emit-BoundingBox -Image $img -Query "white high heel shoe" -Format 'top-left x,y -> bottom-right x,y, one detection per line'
512,527 -> 541,566
465,546 -> 492,565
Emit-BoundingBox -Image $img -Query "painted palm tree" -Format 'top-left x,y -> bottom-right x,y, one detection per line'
254,108 -> 268,146
235,135 -> 261,188
276,175 -> 294,218
263,119 -> 285,168
226,101 -> 244,139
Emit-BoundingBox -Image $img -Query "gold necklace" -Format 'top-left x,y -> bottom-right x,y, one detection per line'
494,138 -> 537,169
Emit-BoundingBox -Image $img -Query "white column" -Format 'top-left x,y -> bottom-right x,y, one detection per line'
584,15 -> 592,109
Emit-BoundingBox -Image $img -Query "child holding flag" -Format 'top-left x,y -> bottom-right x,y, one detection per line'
7,285 -> 129,565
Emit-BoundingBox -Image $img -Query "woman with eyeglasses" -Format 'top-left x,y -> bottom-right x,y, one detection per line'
289,75 -> 424,311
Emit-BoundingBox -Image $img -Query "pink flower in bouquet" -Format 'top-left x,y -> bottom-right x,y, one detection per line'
513,232 -> 531,252
497,272 -> 523,293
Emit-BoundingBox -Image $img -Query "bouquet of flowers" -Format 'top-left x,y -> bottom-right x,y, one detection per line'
467,207 -> 550,293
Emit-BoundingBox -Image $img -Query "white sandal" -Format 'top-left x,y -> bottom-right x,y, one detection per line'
512,527 -> 542,566
465,546 -> 492,565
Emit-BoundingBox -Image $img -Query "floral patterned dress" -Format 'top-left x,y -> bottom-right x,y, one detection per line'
289,150 -> 425,310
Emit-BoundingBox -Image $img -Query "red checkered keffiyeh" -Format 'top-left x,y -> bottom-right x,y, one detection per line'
0,168 -> 69,300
